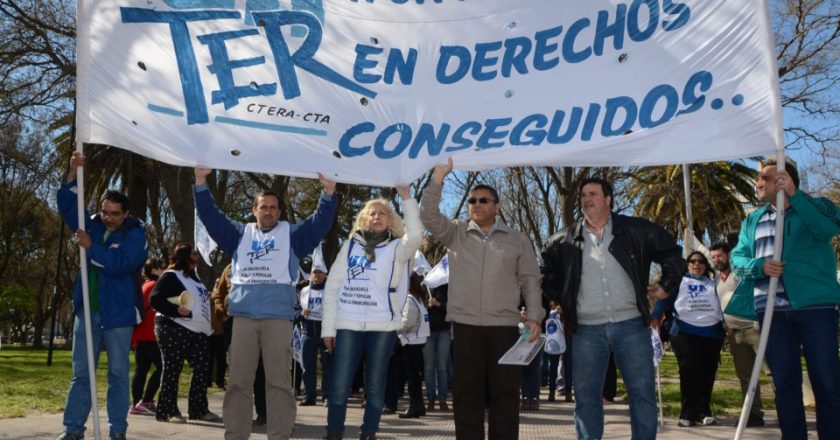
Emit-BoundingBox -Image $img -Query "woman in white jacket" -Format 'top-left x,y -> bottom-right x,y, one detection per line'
321,186 -> 421,440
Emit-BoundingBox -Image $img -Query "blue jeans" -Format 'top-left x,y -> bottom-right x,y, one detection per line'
572,318 -> 657,440
302,321 -> 332,401
327,330 -> 396,433
63,310 -> 133,435
422,329 -> 451,402
759,308 -> 840,440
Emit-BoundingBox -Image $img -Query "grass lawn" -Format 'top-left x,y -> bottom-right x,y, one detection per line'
0,345 -> 210,418
620,351 -> 776,418
1,345 -> 781,419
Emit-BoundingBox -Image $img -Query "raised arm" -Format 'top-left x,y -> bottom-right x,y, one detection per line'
395,186 -> 423,264
290,173 -> 339,257
57,152 -> 91,231
419,158 -> 459,246
194,168 -> 244,254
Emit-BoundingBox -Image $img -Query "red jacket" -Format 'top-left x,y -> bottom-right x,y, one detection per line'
131,279 -> 158,347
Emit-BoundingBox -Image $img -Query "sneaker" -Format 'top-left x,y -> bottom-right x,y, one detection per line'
55,432 -> 84,440
160,414 -> 187,424
253,415 -> 267,426
109,433 -> 127,440
677,419 -> 694,427
144,401 -> 157,413
697,416 -> 717,426
130,401 -> 155,416
747,414 -> 766,427
193,411 -> 222,422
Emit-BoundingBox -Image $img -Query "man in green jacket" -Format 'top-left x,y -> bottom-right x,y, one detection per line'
728,159 -> 840,440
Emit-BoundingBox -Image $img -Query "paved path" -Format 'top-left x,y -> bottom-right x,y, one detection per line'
0,391 -> 815,439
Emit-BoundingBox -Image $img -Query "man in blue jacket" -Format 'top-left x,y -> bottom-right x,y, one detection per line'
56,153 -> 148,440
729,159 -> 840,440
194,168 -> 337,440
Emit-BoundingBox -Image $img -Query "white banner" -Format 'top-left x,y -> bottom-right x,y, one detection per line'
413,250 -> 432,276
422,254 -> 449,289
77,0 -> 782,185
194,209 -> 218,266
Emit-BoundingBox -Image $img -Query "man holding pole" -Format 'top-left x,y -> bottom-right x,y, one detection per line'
728,159 -> 840,439
56,152 -> 148,440
194,168 -> 337,440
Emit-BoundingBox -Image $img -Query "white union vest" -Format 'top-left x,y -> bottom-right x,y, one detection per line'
674,276 -> 723,328
400,295 -> 430,346
231,222 -> 292,285
300,285 -> 324,321
166,270 -> 212,336
338,238 -> 405,323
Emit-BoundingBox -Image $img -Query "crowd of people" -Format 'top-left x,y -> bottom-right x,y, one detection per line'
54,152 -> 840,440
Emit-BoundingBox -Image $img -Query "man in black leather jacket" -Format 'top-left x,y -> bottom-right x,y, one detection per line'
541,177 -> 683,440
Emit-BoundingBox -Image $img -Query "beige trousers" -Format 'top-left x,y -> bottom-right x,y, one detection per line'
224,317 -> 295,440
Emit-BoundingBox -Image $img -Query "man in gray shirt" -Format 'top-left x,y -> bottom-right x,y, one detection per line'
541,177 -> 683,440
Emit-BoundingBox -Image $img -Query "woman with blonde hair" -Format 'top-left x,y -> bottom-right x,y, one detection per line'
322,186 -> 422,440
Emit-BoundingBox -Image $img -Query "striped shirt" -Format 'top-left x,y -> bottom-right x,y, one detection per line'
753,209 -> 791,313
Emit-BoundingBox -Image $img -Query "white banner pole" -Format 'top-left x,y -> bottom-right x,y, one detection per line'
75,1 -> 101,438
74,152 -> 102,440
682,163 -> 695,257
734,0 -> 786,436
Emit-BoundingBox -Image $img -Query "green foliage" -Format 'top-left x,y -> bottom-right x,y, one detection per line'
626,162 -> 758,243
0,346 -> 210,418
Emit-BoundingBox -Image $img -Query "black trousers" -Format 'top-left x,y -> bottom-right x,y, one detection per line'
402,343 -> 425,403
207,334 -> 227,387
670,331 -> 723,421
154,317 -> 211,420
132,340 -> 162,405
452,323 -> 520,440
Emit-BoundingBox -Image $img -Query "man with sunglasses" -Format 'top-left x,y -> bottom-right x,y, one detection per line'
56,152 -> 148,440
420,158 -> 544,440
541,177 -> 683,440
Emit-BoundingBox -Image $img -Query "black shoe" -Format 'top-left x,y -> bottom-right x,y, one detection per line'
399,404 -> 423,418
56,432 -> 84,440
253,415 -> 267,426
359,432 -> 376,440
747,414 -> 765,427
110,433 -> 127,440
299,399 -> 317,406
325,431 -> 343,440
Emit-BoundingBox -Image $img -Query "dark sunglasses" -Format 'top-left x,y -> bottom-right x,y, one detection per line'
687,259 -> 705,264
468,197 -> 495,205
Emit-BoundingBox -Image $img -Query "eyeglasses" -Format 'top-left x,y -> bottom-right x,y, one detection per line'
100,210 -> 125,218
468,197 -> 496,205
687,259 -> 705,264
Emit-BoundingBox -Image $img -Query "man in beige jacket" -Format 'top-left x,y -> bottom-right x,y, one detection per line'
420,158 -> 544,440
710,241 -> 764,427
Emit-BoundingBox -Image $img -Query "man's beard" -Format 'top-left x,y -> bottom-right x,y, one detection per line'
714,262 -> 730,272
